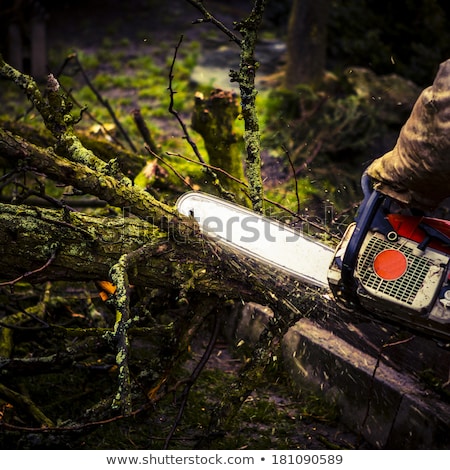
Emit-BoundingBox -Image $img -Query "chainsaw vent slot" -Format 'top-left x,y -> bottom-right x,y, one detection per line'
357,235 -> 436,306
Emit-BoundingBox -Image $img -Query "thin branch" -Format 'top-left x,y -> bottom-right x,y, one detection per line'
54,54 -> 125,148
163,312 -> 220,449
185,0 -> 242,45
0,402 -> 153,434
0,382 -> 55,427
167,36 -> 236,200
167,151 -> 247,187
68,54 -> 137,153
185,0 -> 267,212
0,248 -> 58,287
148,147 -> 195,190
168,35 -> 205,164
10,180 -> 77,212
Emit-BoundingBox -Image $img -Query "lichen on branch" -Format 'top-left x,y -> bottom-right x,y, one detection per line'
0,55 -> 129,183
231,0 -> 267,213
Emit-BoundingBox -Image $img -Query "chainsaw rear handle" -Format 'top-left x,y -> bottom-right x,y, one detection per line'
340,192 -> 384,302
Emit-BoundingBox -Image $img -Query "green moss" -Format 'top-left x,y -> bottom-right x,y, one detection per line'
419,369 -> 450,401
73,51 -> 101,70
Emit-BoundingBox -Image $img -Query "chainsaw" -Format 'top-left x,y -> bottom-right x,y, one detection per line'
176,177 -> 450,344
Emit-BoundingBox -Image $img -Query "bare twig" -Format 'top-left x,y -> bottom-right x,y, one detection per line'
69,54 -> 137,152
283,144 -> 301,215
163,312 -> 220,449
54,55 -> 125,147
167,151 -> 247,187
148,147 -> 195,190
167,36 -> 236,200
185,0 -> 242,45
0,382 -> 55,427
0,249 -> 58,287
0,402 -> 153,434
168,35 -> 205,164
185,0 -> 267,212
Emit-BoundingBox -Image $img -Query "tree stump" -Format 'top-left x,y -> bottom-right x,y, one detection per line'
192,89 -> 248,205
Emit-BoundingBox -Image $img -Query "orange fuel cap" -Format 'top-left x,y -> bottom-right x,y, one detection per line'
373,249 -> 408,281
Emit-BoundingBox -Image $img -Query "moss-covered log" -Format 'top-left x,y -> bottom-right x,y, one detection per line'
0,128 -> 176,223
0,200 -> 327,316
0,196 -> 333,431
0,119 -> 148,179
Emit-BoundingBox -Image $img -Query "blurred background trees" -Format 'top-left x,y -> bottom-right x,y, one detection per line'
268,0 -> 450,88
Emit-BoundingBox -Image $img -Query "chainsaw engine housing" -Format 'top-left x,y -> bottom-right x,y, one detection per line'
328,190 -> 450,343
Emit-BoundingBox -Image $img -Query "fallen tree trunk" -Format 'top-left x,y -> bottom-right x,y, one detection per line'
0,120 -> 149,179
0,199 -> 327,319
0,170 -> 330,436
0,194 -> 331,433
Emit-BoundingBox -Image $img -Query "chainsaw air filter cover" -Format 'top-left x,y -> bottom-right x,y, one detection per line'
328,223 -> 450,342
355,231 -> 449,316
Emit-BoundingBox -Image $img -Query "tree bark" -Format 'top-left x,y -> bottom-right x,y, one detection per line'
1,119 -> 148,179
284,0 -> 330,89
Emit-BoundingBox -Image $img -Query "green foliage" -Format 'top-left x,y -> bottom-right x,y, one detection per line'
259,82 -> 379,215
419,369 -> 450,401
263,85 -> 377,162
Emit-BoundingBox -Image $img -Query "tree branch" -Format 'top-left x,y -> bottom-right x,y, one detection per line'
185,1 -> 267,212
0,128 -> 176,223
185,0 -> 242,45
0,382 -> 55,427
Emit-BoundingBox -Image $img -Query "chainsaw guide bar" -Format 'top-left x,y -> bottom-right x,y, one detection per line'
176,191 -> 334,289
